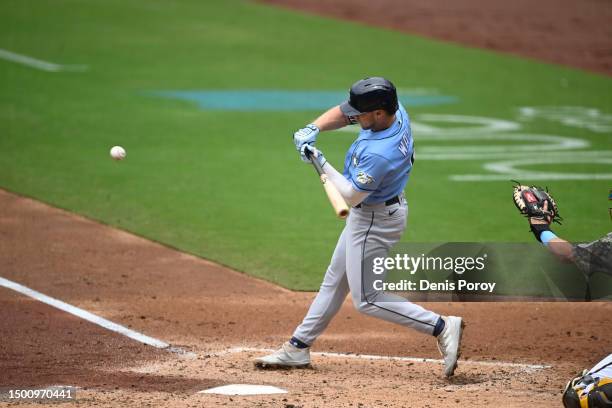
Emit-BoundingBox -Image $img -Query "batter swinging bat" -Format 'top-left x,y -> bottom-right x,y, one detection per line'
305,148 -> 349,219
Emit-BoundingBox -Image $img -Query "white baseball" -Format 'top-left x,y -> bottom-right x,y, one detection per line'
110,146 -> 126,161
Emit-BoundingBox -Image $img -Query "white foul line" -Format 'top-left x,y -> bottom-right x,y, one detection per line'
0,49 -> 88,72
0,276 -> 194,358
224,347 -> 551,371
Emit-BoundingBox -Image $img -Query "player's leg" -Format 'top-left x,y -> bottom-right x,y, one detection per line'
291,227 -> 350,346
254,227 -> 350,368
345,204 -> 464,376
345,206 -> 441,334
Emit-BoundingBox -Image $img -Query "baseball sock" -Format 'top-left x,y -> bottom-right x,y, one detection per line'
433,316 -> 445,337
289,337 -> 309,349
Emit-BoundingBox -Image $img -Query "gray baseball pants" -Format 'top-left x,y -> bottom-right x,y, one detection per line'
292,197 -> 441,346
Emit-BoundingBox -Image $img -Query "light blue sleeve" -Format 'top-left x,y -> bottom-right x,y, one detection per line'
349,153 -> 390,192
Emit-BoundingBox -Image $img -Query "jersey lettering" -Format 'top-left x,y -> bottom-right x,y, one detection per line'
398,133 -> 410,157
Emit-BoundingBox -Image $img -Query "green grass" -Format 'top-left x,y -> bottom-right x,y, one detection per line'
1,0 -> 611,289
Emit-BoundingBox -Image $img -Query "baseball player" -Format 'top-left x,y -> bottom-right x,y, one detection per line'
254,77 -> 464,377
563,353 -> 612,408
514,189 -> 612,406
531,207 -> 611,275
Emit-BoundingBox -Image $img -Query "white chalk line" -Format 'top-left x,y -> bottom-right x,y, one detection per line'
220,347 -> 551,371
0,276 -> 195,358
0,49 -> 88,72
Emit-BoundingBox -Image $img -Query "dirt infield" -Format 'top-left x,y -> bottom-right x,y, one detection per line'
0,188 -> 610,407
259,0 -> 612,76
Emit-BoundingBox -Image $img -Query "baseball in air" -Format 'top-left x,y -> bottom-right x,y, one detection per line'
110,146 -> 126,161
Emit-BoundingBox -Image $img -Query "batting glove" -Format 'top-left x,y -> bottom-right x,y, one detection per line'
293,124 -> 319,151
300,144 -> 326,167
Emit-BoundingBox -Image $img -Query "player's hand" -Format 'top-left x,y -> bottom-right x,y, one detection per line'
293,124 -> 319,151
529,201 -> 553,225
300,144 -> 326,167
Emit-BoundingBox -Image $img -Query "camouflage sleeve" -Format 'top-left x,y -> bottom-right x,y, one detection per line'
572,232 -> 612,276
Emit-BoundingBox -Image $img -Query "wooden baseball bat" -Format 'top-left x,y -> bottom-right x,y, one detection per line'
305,148 -> 349,219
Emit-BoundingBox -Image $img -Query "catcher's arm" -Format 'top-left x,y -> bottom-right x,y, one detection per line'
547,239 -> 574,262
530,202 -> 574,262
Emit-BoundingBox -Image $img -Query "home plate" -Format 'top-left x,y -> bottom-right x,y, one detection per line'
199,384 -> 287,396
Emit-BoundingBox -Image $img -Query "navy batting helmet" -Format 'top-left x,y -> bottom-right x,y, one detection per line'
340,77 -> 399,116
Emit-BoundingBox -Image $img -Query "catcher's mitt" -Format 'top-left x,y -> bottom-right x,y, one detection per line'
512,181 -> 562,224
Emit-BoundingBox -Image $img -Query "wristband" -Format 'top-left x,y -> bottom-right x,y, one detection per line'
540,231 -> 558,247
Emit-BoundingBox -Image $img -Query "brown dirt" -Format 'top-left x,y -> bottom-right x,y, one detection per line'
0,187 -> 610,407
259,0 -> 612,76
